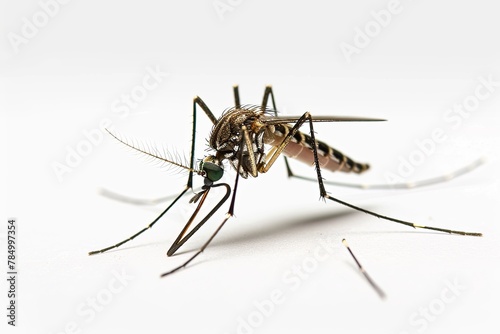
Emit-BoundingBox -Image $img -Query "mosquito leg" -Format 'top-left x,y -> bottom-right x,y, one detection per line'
257,112 -> 311,174
260,85 -> 303,179
233,85 -> 241,108
258,111 -> 481,236
241,125 -> 259,177
194,95 -> 218,125
161,185 -> 231,276
261,85 -> 278,112
301,113 -> 483,237
161,212 -> 232,277
161,124 -> 251,276
325,191 -> 481,235
167,183 -> 231,256
342,239 -> 385,299
260,85 -> 297,178
161,182 -> 239,277
89,187 -> 190,255
168,188 -> 211,255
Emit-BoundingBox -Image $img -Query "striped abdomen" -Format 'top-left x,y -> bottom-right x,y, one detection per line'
265,124 -> 369,174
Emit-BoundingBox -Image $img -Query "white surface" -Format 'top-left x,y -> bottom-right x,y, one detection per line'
2,1 -> 500,333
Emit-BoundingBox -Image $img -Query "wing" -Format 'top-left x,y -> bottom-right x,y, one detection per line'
262,115 -> 386,125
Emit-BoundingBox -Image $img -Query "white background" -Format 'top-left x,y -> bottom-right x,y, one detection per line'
2,1 -> 500,333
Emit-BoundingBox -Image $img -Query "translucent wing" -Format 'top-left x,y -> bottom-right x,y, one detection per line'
262,115 -> 386,125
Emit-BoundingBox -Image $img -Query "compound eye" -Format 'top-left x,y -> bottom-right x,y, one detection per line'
203,162 -> 223,181
201,157 -> 224,182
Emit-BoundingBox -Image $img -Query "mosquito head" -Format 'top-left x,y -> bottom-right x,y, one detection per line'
200,155 -> 224,182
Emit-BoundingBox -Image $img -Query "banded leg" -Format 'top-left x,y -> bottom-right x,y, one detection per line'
300,112 -> 482,237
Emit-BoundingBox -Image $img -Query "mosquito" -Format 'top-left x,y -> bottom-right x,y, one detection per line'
89,85 -> 483,286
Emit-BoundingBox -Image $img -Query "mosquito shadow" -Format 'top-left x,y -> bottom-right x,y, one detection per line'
89,240 -> 169,255
159,258 -> 207,276
207,208 -> 359,249
90,205 -> 453,257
